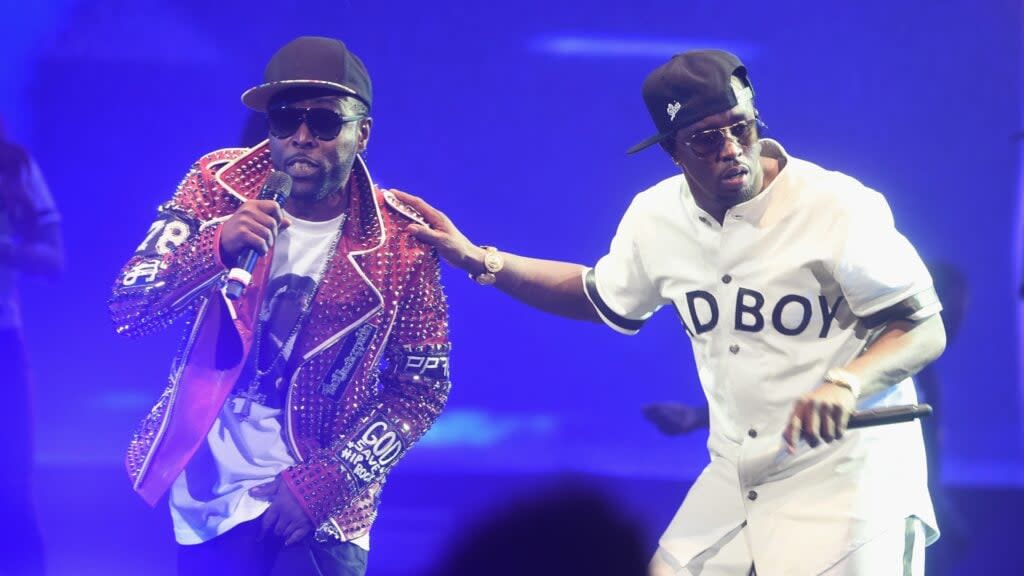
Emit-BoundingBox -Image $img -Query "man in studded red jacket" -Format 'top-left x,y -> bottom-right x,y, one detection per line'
109,37 -> 450,576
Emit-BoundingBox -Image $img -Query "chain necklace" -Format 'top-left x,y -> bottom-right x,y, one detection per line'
234,213 -> 347,420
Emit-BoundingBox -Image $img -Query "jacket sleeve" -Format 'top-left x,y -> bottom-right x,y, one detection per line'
109,160 -> 233,338
281,246 -> 451,526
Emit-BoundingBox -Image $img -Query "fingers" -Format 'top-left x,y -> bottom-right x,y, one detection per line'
239,229 -> 271,256
249,480 -> 278,501
784,392 -> 852,454
274,514 -> 291,538
805,402 -> 821,448
222,200 -> 288,260
258,506 -> 278,542
406,223 -> 444,245
249,199 -> 286,221
782,393 -> 806,453
811,396 -> 850,445
284,524 -> 310,547
257,479 -> 314,547
820,403 -> 837,443
239,201 -> 285,241
272,511 -> 311,546
390,189 -> 430,214
263,501 -> 295,541
389,189 -> 480,270
641,404 -> 666,421
642,404 -> 671,425
642,404 -> 697,436
390,189 -> 448,228
783,408 -> 803,454
248,201 -> 283,225
837,405 -> 851,439
243,209 -> 281,246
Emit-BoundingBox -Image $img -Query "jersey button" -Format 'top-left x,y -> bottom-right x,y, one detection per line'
722,274 -> 732,284
729,344 -> 740,354
747,428 -> 757,438
748,490 -> 758,501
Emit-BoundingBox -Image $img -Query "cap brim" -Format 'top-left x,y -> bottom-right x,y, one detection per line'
626,130 -> 673,155
241,79 -> 360,111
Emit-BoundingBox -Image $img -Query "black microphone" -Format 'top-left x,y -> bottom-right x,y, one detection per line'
847,403 -> 932,429
224,171 -> 292,300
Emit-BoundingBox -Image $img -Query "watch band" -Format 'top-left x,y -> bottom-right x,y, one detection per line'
469,246 -> 504,286
824,367 -> 863,399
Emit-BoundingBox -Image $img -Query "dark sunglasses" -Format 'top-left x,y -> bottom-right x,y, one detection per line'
683,117 -> 763,158
267,107 -> 366,141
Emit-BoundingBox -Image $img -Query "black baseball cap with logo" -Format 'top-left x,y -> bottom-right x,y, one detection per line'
627,49 -> 753,154
241,36 -> 373,112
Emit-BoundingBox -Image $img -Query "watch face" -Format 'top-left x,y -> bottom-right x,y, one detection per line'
475,272 -> 497,286
484,251 -> 504,273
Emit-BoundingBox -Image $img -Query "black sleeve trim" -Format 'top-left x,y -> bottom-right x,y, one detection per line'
861,287 -> 940,329
584,268 -> 646,333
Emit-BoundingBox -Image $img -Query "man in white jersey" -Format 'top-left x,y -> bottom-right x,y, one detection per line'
394,50 -> 946,575
110,37 -> 451,576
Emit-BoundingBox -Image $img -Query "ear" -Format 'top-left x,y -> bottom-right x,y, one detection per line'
659,139 -> 682,168
357,117 -> 373,153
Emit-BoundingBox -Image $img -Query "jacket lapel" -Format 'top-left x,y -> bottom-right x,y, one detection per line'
136,148 -> 282,504
293,155 -> 386,364
213,146 -> 387,375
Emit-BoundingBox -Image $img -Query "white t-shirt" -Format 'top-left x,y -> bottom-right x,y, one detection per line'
585,140 -> 940,575
0,156 -> 60,329
170,211 -> 370,550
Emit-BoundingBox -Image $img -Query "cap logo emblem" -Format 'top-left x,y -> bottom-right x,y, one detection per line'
667,101 -> 682,122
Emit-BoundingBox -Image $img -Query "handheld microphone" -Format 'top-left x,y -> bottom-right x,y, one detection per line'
847,403 -> 932,429
224,171 -> 292,300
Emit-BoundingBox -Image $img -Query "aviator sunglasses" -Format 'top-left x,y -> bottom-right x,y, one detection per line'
682,117 -> 764,159
267,106 -> 366,141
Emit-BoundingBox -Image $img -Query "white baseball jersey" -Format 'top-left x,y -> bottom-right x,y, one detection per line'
0,156 -> 60,329
585,140 -> 940,575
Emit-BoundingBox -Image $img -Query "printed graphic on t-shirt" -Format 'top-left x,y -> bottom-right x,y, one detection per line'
234,273 -> 317,410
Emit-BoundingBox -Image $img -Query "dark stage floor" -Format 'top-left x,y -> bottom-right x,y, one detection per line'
19,465 -> 1016,575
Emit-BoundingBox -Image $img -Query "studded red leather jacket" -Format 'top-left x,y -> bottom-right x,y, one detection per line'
109,143 -> 451,541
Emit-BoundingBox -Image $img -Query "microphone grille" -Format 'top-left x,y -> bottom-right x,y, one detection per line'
261,170 -> 293,200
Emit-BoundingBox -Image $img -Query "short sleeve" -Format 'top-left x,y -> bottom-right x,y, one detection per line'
585,197 -> 666,335
22,158 -> 60,225
835,190 -> 941,327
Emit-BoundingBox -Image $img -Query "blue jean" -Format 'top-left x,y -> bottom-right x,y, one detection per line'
177,517 -> 367,576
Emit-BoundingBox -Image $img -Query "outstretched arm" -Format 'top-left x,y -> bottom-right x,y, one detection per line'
391,189 -> 599,322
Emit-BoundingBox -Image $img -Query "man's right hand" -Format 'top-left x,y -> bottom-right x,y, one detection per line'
219,199 -> 291,264
643,403 -> 710,436
389,189 -> 482,273
389,188 -> 598,322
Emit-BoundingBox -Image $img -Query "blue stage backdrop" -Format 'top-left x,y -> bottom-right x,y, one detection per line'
5,0 -> 1022,487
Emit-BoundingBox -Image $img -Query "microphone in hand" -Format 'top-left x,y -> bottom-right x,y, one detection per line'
224,171 -> 292,300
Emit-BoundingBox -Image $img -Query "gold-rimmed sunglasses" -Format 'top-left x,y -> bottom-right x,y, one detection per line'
681,117 -> 764,158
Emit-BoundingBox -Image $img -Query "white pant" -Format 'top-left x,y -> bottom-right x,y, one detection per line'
649,517 -> 926,576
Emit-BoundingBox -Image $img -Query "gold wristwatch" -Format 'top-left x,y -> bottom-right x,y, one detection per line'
824,367 -> 863,399
470,245 -> 504,286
